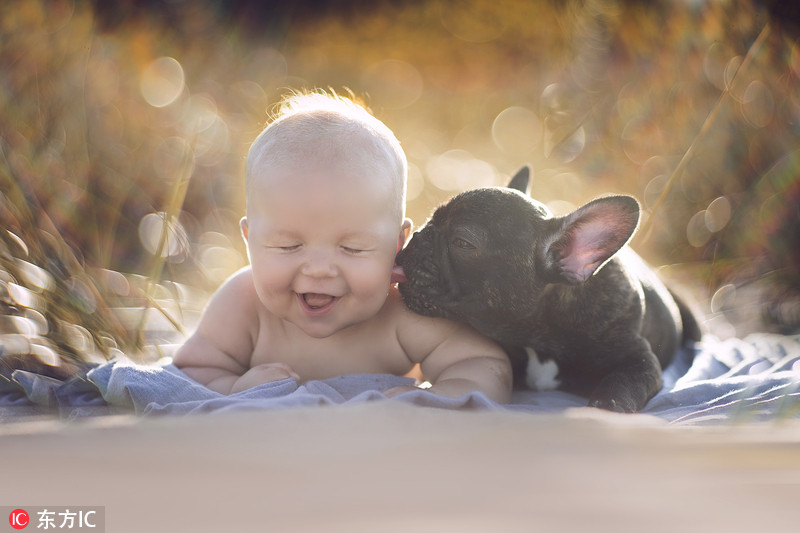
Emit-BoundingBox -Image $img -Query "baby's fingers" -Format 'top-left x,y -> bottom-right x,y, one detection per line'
230,363 -> 300,394
257,362 -> 301,381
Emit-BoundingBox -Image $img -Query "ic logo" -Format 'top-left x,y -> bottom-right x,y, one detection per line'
9,509 -> 29,530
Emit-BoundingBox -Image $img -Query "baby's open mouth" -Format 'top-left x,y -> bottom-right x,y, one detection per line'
301,293 -> 337,310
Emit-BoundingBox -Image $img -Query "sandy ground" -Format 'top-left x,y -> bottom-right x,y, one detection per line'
2,404 -> 800,532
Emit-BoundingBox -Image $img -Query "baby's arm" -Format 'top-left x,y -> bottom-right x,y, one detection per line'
173,268 -> 294,394
228,363 -> 300,394
175,333 -> 246,394
397,314 -> 512,403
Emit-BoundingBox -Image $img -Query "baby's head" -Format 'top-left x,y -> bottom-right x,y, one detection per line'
241,91 -> 411,338
245,91 -> 407,225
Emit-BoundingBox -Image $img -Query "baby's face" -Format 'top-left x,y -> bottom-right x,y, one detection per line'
243,157 -> 407,339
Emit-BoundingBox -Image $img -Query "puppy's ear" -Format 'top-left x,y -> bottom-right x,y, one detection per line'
506,165 -> 530,194
545,196 -> 640,284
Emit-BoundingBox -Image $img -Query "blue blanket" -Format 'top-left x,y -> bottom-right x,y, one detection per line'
3,333 -> 799,425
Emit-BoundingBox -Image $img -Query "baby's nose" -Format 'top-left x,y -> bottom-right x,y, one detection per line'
300,252 -> 338,278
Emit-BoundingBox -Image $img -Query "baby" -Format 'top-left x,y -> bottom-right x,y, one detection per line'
173,91 -> 511,403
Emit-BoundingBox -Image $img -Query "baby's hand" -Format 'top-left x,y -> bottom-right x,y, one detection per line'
230,362 -> 300,394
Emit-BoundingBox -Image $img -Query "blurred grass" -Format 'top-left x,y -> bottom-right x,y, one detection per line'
0,0 -> 799,377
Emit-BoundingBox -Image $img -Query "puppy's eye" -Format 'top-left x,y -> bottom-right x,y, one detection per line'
451,237 -> 476,250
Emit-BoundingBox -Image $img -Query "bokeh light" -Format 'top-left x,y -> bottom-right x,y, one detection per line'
138,212 -> 190,261
426,150 -> 496,191
140,57 -> 185,108
741,80 -> 775,128
152,136 -> 196,183
197,231 -> 245,285
687,210 -> 712,248
492,107 -> 542,156
406,162 -> 424,202
183,94 -> 219,135
711,284 -> 737,313
705,197 -> 732,233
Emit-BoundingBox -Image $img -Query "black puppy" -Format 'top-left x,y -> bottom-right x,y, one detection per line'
395,166 -> 701,412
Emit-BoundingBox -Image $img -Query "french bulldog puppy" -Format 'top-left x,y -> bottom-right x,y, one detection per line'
395,166 -> 701,412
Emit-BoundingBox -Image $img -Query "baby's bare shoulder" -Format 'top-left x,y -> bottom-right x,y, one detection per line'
220,266 -> 257,295
173,267 -> 260,374
390,289 -> 505,360
197,267 -> 259,337
202,267 -> 257,310
390,291 -> 460,347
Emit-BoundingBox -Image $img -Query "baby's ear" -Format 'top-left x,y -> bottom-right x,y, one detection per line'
240,217 -> 249,243
397,218 -> 413,253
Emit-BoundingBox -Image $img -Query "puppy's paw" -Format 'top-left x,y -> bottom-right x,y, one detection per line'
587,367 -> 659,413
588,396 -> 631,413
587,385 -> 641,412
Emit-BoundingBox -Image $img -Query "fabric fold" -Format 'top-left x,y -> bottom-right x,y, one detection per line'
1,333 -> 798,425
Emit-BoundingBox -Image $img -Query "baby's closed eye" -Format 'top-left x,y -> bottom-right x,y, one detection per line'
341,245 -> 371,255
264,242 -> 302,252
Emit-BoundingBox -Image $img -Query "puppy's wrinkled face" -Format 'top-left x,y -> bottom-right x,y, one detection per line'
395,187 -> 552,344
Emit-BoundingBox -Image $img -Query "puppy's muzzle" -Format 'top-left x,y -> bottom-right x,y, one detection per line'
396,227 -> 461,317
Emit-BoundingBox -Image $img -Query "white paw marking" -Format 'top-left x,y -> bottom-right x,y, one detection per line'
525,346 -> 561,391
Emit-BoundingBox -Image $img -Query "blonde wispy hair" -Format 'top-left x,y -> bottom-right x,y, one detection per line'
245,89 -> 408,222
